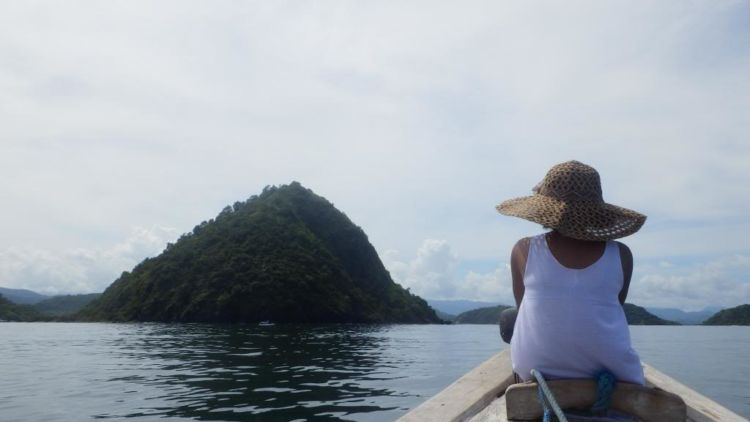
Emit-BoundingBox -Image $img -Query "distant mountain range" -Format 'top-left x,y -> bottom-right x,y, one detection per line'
433,310 -> 457,323
2,284 -> 738,326
646,306 -> 723,325
428,300 -> 730,326
4,281 -> 744,327
0,294 -> 48,321
447,303 -> 677,325
0,287 -> 50,305
427,300 -> 502,316
0,291 -> 100,321
33,294 -> 101,317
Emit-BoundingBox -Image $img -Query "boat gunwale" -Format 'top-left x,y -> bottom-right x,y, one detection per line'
396,350 -> 515,422
397,349 -> 747,422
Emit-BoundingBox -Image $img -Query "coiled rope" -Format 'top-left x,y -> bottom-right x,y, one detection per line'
532,369 -> 617,422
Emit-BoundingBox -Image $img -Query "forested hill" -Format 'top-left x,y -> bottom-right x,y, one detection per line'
453,303 -> 676,325
78,182 -> 440,323
33,294 -> 101,317
454,305 -> 511,324
703,304 -> 750,325
0,287 -> 48,304
0,294 -> 48,321
623,303 -> 678,325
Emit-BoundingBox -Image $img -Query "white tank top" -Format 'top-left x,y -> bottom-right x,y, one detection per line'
511,233 -> 645,385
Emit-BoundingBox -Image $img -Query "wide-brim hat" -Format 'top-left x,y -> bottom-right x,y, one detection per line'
496,160 -> 646,241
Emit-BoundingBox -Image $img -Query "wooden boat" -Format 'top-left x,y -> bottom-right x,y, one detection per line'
397,350 -> 747,422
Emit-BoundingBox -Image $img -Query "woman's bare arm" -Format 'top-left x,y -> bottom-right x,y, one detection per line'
617,242 -> 634,305
510,237 -> 531,307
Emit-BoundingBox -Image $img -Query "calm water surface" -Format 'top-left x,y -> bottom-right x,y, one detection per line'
0,323 -> 748,421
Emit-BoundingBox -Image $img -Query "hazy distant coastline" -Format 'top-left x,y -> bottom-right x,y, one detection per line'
4,287 -> 748,326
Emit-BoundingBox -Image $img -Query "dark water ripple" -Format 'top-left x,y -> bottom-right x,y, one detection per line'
96,324 -> 413,421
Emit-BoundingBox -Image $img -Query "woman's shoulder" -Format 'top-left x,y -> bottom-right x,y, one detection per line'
613,241 -> 633,259
511,235 -> 543,265
511,236 -> 533,256
613,241 -> 633,275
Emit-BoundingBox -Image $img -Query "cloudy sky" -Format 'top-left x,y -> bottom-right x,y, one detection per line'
1,1 -> 748,310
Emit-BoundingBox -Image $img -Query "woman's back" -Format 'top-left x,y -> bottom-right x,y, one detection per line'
510,233 -> 645,385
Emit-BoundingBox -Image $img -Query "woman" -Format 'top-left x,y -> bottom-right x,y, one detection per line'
496,160 -> 646,385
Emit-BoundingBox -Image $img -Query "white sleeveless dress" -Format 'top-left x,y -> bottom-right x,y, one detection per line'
511,233 -> 645,385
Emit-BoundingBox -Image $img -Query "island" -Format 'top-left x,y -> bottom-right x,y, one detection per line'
703,304 -> 750,325
78,182 -> 440,323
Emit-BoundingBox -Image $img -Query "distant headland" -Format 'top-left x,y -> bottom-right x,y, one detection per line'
703,304 -> 750,326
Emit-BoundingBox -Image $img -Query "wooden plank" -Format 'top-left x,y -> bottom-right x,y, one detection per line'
505,379 -> 686,422
397,350 -> 515,422
468,394 -> 509,422
643,364 -> 747,422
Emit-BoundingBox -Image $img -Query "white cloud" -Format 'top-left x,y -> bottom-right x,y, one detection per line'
383,240 -> 459,300
385,240 -> 750,311
460,267 -> 515,306
630,255 -> 750,311
0,226 -> 178,295
0,1 -> 748,297
384,239 -> 514,304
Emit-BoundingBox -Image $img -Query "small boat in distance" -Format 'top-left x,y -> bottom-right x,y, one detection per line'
397,349 -> 747,422
258,321 -> 275,327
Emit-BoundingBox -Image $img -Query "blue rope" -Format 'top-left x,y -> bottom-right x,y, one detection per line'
534,370 -> 616,421
533,369 -> 567,422
537,384 -> 554,422
590,370 -> 616,415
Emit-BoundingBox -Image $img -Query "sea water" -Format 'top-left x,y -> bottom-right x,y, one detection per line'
0,323 -> 747,421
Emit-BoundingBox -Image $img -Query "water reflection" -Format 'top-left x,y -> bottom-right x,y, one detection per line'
0,323 -> 505,422
98,324 -> 408,421
4,324 -> 748,420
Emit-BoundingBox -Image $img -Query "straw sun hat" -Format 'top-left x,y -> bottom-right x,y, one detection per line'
496,160 -> 646,241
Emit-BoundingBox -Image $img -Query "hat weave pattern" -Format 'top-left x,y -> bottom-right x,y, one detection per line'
496,161 -> 646,241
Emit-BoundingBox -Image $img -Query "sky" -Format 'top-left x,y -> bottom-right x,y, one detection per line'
1,1 -> 748,311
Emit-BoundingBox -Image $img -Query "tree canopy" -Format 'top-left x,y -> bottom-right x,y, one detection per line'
0,294 -> 49,321
703,304 -> 750,325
